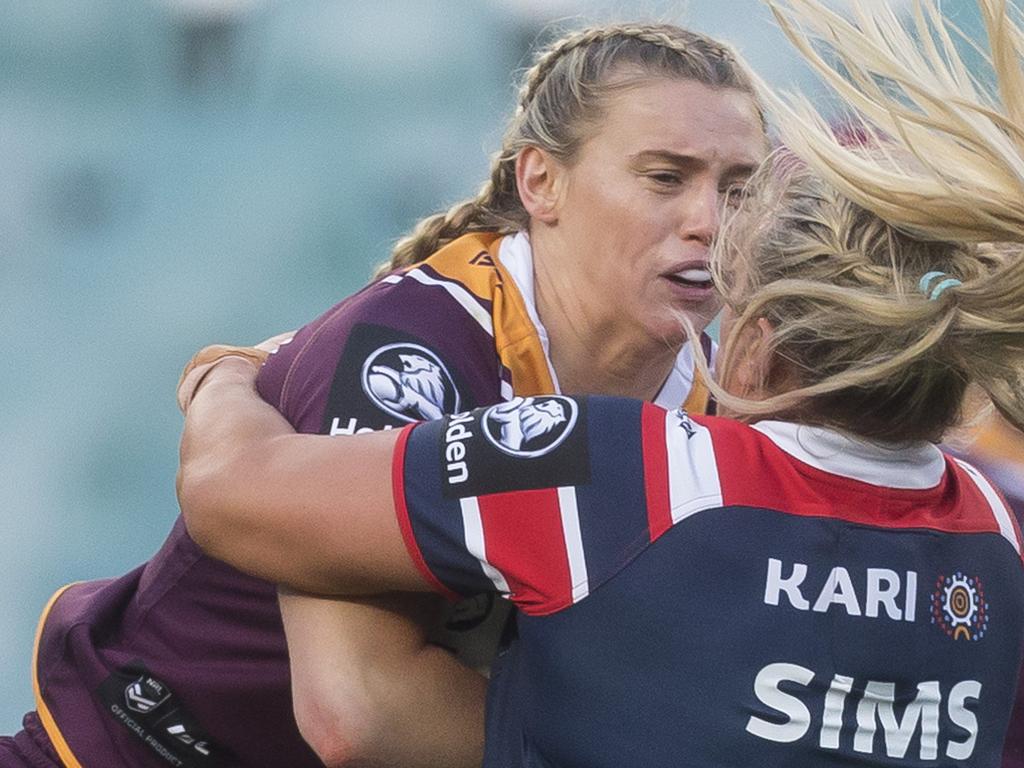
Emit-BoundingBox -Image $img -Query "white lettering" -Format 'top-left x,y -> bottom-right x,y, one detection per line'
764,558 -> 809,609
330,417 -> 395,436
445,413 -> 475,485
813,567 -> 861,616
445,440 -> 465,463
447,462 -> 469,484
747,664 -> 982,761
746,663 -> 814,743
946,680 -> 981,760
820,675 -> 854,749
853,681 -> 940,759
764,561 -> 918,624
904,571 -> 917,622
865,569 -> 902,620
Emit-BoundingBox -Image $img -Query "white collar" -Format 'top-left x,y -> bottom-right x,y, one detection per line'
497,231 -> 710,409
752,421 -> 947,490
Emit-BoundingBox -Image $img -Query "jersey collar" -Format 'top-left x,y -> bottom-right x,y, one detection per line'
498,231 -> 708,409
752,421 -> 947,490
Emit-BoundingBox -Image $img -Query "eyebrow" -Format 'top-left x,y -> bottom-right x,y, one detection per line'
629,149 -> 759,179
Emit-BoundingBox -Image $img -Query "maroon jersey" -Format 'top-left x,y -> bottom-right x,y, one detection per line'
27,236 -> 523,768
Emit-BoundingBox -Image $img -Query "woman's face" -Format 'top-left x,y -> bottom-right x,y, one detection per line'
546,78 -> 766,346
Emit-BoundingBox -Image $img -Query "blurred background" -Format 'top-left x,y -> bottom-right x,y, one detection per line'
0,0 -> 1010,734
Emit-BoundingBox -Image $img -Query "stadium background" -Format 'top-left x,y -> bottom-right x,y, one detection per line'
0,0 -> 997,734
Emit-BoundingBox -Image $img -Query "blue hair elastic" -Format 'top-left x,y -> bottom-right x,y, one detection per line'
918,271 -> 962,300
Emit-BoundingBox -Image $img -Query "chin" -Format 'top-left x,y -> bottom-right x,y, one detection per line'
644,318 -> 699,349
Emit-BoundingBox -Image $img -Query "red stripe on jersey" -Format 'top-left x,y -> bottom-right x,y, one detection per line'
392,424 -> 462,602
641,403 -> 672,541
956,459 -> 1024,562
477,488 -> 573,615
697,416 -> 1011,538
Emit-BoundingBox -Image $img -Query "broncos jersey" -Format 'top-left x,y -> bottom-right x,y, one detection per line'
26,233 -> 713,768
396,395 -> 1024,767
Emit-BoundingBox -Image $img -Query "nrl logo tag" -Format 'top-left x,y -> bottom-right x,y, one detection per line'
361,343 -> 460,422
482,396 -> 578,458
124,675 -> 171,714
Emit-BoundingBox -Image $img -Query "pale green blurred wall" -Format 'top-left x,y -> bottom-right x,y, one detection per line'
0,0 -> 984,734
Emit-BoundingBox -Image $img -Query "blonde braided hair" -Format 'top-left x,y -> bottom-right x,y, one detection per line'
375,23 -> 761,277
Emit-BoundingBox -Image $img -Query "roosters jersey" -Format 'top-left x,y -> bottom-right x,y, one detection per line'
27,233 -> 713,768
396,396 -> 1024,767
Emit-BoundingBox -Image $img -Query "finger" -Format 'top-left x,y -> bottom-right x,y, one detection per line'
177,345 -> 268,414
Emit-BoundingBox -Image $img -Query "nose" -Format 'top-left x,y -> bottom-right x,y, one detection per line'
678,180 -> 720,247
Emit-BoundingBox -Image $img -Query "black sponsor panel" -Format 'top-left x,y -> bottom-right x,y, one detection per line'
322,323 -> 469,435
97,661 -> 228,768
440,395 -> 590,498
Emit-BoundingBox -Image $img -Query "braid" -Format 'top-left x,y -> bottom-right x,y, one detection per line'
374,153 -> 524,279
519,24 -> 740,111
376,22 -> 760,279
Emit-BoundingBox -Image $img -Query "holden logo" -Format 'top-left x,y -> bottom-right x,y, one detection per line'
482,396 -> 578,458
360,343 -> 460,422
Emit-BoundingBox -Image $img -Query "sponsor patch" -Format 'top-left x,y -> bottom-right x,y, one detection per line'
361,342 -> 460,422
482,396 -> 578,458
322,324 -> 469,434
98,661 -> 226,767
440,396 -> 589,498
931,572 -> 990,641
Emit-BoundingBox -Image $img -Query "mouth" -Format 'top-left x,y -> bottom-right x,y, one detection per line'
664,266 -> 714,290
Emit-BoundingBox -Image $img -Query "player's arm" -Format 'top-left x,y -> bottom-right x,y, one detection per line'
281,590 -> 485,768
178,356 -> 420,595
181,358 -> 655,612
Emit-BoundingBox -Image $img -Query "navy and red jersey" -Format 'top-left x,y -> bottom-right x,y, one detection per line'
397,396 -> 1024,767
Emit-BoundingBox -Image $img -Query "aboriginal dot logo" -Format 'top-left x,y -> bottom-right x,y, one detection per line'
930,572 -> 989,641
482,396 -> 579,458
360,343 -> 460,423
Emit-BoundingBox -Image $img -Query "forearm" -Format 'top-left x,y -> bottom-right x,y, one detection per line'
178,358 -> 420,594
281,590 -> 485,768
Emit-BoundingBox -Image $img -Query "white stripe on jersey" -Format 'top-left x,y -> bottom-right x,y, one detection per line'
460,497 -> 511,596
557,486 -> 590,603
402,268 -> 495,336
664,411 -> 723,522
500,380 -> 515,401
954,458 -> 1022,555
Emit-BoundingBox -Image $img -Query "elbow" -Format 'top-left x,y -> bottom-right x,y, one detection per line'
176,461 -> 232,559
293,679 -> 384,768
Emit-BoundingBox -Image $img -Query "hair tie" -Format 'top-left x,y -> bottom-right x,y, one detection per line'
918,271 -> 962,300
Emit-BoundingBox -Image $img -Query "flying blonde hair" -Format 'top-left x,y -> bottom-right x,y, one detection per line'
687,0 -> 1024,441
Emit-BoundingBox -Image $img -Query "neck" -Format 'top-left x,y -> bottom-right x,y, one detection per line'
531,234 -> 680,401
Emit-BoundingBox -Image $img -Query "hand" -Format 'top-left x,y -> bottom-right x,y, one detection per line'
176,332 -> 294,414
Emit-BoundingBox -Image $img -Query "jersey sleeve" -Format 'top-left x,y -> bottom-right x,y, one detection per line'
254,277 -> 502,436
395,396 -> 689,615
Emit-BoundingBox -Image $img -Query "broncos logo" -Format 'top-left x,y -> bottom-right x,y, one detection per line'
362,344 -> 459,422
483,396 -> 578,457
488,397 -> 566,451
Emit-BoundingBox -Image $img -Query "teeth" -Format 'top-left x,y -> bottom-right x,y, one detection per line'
677,269 -> 712,283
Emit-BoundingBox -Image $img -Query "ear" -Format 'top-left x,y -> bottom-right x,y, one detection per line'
726,317 -> 776,399
516,146 -> 564,225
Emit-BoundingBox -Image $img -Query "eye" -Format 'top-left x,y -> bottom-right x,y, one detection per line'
721,182 -> 750,207
647,170 -> 684,186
